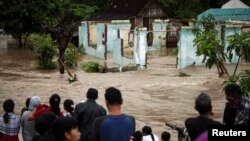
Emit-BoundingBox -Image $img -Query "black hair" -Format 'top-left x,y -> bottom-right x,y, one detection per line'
86,88 -> 98,100
161,131 -> 171,141
49,93 -> 61,116
142,126 -> 155,141
3,99 -> 15,124
25,98 -> 31,108
224,83 -> 242,97
35,112 -> 57,135
63,99 -> 74,115
132,130 -> 142,141
105,87 -> 122,105
50,117 -> 78,141
21,98 -> 31,116
195,93 -> 212,115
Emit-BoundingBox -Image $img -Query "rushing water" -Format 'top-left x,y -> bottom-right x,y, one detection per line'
0,36 -> 230,141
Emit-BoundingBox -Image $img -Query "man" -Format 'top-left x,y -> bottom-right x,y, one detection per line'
74,88 -> 106,141
223,83 -> 250,126
92,87 -> 136,141
185,93 -> 221,141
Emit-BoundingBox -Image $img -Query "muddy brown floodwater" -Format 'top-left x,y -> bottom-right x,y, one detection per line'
0,36 -> 249,141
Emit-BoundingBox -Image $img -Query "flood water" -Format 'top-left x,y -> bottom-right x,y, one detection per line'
0,35 -> 241,141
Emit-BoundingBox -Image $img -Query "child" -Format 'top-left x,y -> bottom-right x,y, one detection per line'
161,131 -> 170,141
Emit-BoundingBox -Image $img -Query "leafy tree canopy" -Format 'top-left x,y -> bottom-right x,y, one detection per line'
0,0 -> 42,47
161,0 -> 250,18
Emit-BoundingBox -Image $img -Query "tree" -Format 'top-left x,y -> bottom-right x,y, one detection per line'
161,0 -> 203,18
30,34 -> 57,69
161,0 -> 250,19
193,14 -> 228,76
193,14 -> 250,96
224,32 -> 250,96
0,0 -> 42,48
35,0 -> 96,74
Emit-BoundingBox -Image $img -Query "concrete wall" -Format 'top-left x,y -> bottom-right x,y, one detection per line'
177,24 -> 242,69
152,19 -> 169,49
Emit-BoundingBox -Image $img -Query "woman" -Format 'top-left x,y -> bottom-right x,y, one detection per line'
28,93 -> 63,120
21,96 -> 41,141
0,99 -> 20,141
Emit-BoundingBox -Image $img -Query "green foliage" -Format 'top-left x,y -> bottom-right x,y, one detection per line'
81,61 -> 100,72
78,44 -> 86,54
238,70 -> 250,96
30,34 -> 57,69
37,61 -> 57,70
161,0 -> 203,18
194,15 -> 250,96
160,0 -> 227,18
227,32 -> 250,63
223,32 -> 250,96
160,0 -> 250,18
64,43 -> 82,67
0,0 -> 43,47
193,15 -> 227,76
223,70 -> 250,96
36,0 -> 97,73
170,48 -> 178,56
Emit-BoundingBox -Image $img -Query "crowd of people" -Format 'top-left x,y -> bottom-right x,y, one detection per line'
0,83 -> 249,141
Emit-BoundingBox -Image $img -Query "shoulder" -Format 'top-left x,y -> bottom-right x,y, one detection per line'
185,117 -> 195,125
124,114 -> 135,119
21,111 -> 31,119
241,96 -> 250,109
93,116 -> 107,128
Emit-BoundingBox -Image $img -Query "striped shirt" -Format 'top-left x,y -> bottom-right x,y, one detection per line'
0,113 -> 20,135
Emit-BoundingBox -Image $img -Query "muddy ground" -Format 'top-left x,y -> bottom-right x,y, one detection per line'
1,37 -> 249,141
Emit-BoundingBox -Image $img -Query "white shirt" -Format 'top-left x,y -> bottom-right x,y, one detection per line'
143,134 -> 159,141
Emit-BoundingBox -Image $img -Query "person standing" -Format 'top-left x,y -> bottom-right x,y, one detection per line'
63,99 -> 75,117
185,93 -> 221,141
92,87 -> 136,141
0,99 -> 20,141
74,88 -> 107,141
223,83 -> 250,126
28,93 -> 63,120
21,96 -> 41,141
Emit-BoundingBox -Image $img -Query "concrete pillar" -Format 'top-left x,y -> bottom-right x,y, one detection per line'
96,23 -> 106,59
137,28 -> 148,70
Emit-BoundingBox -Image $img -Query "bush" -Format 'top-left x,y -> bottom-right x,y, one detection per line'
170,48 -> 178,56
37,61 -> 57,70
30,34 -> 57,69
81,61 -> 99,72
64,43 -> 82,67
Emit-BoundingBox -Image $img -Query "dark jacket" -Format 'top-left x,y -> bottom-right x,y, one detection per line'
185,116 -> 221,141
73,99 -> 106,141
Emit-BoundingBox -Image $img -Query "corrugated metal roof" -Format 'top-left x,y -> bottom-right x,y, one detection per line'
197,8 -> 250,21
